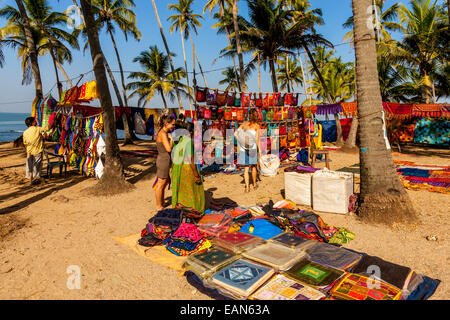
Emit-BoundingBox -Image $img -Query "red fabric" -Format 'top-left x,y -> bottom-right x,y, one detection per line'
383,102 -> 412,118
73,105 -> 101,117
340,118 -> 353,141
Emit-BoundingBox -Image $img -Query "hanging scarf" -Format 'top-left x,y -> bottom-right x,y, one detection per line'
316,103 -> 342,116
383,102 -> 412,119
341,102 -> 357,117
412,104 -> 442,118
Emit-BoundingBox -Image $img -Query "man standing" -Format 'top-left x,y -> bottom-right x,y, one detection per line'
23,116 -> 55,184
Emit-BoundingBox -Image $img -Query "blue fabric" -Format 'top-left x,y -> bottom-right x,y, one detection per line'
239,219 -> 283,240
407,276 -> 441,300
397,168 -> 431,178
145,114 -> 155,136
319,120 -> 337,142
413,118 -> 450,146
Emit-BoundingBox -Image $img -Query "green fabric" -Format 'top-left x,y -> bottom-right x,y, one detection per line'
171,136 -> 205,213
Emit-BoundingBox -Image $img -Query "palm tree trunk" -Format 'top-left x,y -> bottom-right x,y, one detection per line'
303,50 -> 313,105
80,0 -> 126,186
55,60 -> 73,87
159,87 -> 168,110
232,0 -> 245,89
15,0 -> 43,99
151,0 -> 184,111
188,31 -> 208,87
297,50 -> 309,105
285,55 -> 291,93
107,28 -> 128,107
47,40 -> 63,100
352,0 -> 417,225
258,52 -> 261,92
304,44 -> 344,145
73,0 -> 133,145
269,56 -> 279,92
219,0 -> 241,91
180,25 -> 192,110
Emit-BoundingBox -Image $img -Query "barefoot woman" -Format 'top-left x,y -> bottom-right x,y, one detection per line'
155,114 -> 176,211
235,109 -> 260,193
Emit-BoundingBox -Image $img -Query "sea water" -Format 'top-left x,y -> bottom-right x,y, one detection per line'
0,112 -> 29,142
0,112 -> 152,142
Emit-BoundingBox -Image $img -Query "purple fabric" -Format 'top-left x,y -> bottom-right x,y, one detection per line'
408,179 -> 447,187
316,103 -> 342,116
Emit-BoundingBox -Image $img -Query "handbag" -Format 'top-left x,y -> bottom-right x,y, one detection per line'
277,93 -> 285,106
284,93 -> 293,106
195,87 -> 207,102
235,93 -> 242,107
211,106 -> 219,120
227,92 -> 236,106
268,93 -> 275,107
279,125 -> 287,136
241,92 -> 250,108
216,90 -> 227,106
282,107 -> 288,120
224,107 -> 232,121
204,107 -> 212,119
237,108 -> 244,121
255,93 -> 263,107
266,109 -> 274,121
196,105 -> 204,119
263,94 -> 269,109
231,108 -> 238,121
291,93 -> 299,106
206,89 -> 217,106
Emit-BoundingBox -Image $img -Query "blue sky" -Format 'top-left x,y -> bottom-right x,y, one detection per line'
0,0 -> 423,113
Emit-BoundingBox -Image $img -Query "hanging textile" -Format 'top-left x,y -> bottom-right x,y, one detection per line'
316,103 -> 342,116
339,118 -> 353,141
412,104 -> 442,118
413,118 -> 450,146
341,102 -> 357,117
319,120 -> 337,143
383,102 -> 413,119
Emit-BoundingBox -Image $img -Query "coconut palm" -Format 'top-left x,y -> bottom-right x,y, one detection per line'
219,66 -> 241,91
167,0 -> 207,88
387,0 -> 448,103
79,0 -> 127,188
310,57 -> 355,104
25,0 -> 79,98
1,1 -> 77,99
151,0 -> 184,110
90,0 -> 142,107
126,46 -> 189,109
343,0 -> 401,43
352,0 -> 417,225
276,55 -> 304,92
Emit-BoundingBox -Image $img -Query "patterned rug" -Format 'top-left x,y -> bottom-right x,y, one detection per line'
394,160 -> 450,194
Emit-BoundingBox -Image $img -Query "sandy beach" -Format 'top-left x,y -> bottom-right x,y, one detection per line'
0,141 -> 448,300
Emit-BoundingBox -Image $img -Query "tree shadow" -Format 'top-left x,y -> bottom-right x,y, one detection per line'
0,176 -> 85,215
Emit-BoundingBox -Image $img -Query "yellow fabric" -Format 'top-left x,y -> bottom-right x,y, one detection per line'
115,233 -> 187,272
144,108 -> 159,123
312,123 -> 323,150
85,80 -> 98,100
23,126 -> 49,156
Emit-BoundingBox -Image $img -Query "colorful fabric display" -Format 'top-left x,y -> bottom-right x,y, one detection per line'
413,118 -> 450,146
329,273 -> 402,300
316,103 -> 342,116
184,247 -> 239,279
242,242 -> 306,271
239,219 -> 283,240
249,273 -> 326,300
284,257 -> 345,289
412,104 -> 442,118
213,231 -> 265,253
383,102 -> 413,119
306,242 -> 362,271
269,232 -> 316,251
351,255 -> 413,289
341,102 -> 357,116
210,259 -> 275,299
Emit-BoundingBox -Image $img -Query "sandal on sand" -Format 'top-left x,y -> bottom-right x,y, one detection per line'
245,186 -> 250,193
253,184 -> 258,190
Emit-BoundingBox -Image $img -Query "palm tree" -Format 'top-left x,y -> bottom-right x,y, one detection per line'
232,0 -> 246,89
167,0 -> 207,88
343,0 -> 401,43
24,0 -> 79,99
389,0 -> 447,103
126,46 -> 189,109
90,0 -> 141,108
219,65 -> 250,91
352,0 -> 417,225
276,55 -> 304,92
310,57 -> 355,104
1,1 -> 42,98
151,0 -> 184,110
79,0 -> 128,189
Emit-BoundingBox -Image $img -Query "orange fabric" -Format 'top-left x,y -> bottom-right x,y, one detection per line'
341,102 -> 358,117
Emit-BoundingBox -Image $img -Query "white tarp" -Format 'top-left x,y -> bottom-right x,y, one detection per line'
259,154 -> 280,176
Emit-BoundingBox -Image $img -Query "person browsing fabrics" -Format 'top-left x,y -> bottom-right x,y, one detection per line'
171,121 -> 205,214
154,113 -> 176,211
23,116 -> 56,185
234,109 -> 261,193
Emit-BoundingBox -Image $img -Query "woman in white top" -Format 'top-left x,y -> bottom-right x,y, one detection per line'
234,109 -> 260,193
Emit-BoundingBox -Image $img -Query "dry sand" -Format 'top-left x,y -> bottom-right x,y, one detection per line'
0,140 -> 448,300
